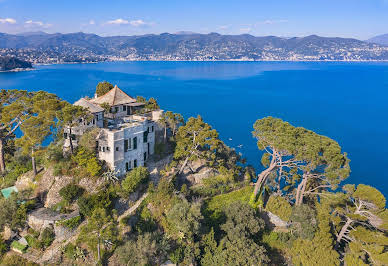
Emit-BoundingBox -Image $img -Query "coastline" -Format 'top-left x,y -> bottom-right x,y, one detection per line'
32,58 -> 388,67
0,67 -> 35,73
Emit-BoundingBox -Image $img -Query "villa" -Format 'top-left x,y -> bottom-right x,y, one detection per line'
63,85 -> 162,175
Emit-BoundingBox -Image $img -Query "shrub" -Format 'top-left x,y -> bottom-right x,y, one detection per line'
73,147 -> 101,177
40,227 -> 55,248
122,167 -> 150,195
0,238 -> 7,258
57,216 -> 82,230
1,254 -> 38,266
63,242 -> 76,260
265,195 -> 292,221
78,189 -> 114,217
290,204 -> 317,240
59,183 -> 84,203
10,240 -> 27,253
78,128 -> 100,153
25,235 -> 42,250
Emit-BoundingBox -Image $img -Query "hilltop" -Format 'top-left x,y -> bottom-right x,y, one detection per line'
367,33 -> 388,46
1,32 -> 388,63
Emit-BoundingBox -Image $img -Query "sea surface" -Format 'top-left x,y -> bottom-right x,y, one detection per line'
1,61 -> 387,196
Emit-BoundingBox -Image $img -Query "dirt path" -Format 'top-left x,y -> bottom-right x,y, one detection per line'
117,192 -> 149,222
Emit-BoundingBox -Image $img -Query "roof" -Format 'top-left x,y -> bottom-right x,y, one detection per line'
90,85 -> 136,106
128,102 -> 146,107
1,186 -> 18,199
74,98 -> 104,113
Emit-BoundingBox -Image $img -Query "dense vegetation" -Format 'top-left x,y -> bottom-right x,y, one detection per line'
0,56 -> 32,71
0,88 -> 386,265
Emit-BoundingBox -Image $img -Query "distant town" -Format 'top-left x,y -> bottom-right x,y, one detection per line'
1,32 -> 388,66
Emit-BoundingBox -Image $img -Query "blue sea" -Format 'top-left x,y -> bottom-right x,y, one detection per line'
1,61 -> 387,196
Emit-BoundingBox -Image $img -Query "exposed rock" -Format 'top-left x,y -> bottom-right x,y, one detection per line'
44,175 -> 74,208
162,260 -> 176,266
2,226 -> 17,241
27,208 -> 79,232
15,171 -> 35,191
78,176 -> 104,194
260,210 -> 290,229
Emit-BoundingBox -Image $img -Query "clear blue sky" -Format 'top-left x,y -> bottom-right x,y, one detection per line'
0,0 -> 387,39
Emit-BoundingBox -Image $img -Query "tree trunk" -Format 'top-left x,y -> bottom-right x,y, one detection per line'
0,138 -> 5,174
253,158 -> 277,198
97,235 -> 101,262
31,149 -> 37,176
335,217 -> 353,249
179,157 -> 190,175
295,176 -> 308,206
69,127 -> 74,154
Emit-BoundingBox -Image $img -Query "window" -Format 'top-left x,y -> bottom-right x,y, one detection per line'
64,133 -> 68,139
124,139 -> 128,152
116,147 -> 119,151
102,147 -> 105,152
128,138 -> 132,149
152,126 -> 154,132
144,152 -> 147,161
115,107 -> 119,113
134,159 -> 137,168
106,146 -> 110,151
123,105 -> 127,111
79,118 -> 82,123
92,119 -> 95,125
143,131 -> 148,143
126,162 -> 130,171
71,134 -> 76,140
133,137 -> 137,150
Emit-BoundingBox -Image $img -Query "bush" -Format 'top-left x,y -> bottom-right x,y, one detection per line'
265,195 -> 292,221
78,189 -> 114,217
122,167 -> 150,195
10,240 -> 27,253
63,242 -> 76,260
290,204 -> 317,240
78,128 -> 100,153
1,254 -> 38,266
1,155 -> 32,188
57,216 -> 82,230
25,235 -> 42,250
40,227 -> 55,248
0,238 -> 7,258
59,183 -> 84,203
73,147 -> 101,177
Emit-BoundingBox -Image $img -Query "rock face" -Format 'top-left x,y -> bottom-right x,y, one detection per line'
260,211 -> 289,229
27,208 -> 79,232
44,175 -> 74,208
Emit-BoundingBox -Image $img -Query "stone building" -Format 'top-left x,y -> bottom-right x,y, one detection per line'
63,85 -> 162,175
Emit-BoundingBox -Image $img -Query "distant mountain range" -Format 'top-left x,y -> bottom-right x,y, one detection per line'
367,34 -> 388,46
1,31 -> 388,63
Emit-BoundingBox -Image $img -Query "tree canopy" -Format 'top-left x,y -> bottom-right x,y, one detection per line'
95,81 -> 113,97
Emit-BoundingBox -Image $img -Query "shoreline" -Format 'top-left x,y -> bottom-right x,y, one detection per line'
0,67 -> 35,73
2,59 -> 387,72
34,59 -> 388,66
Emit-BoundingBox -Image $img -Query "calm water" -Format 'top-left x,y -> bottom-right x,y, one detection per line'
1,61 -> 387,196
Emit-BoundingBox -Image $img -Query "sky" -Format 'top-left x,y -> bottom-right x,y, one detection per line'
0,0 -> 387,39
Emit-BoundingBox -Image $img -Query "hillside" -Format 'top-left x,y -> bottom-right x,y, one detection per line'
0,87 -> 387,265
367,33 -> 388,46
0,56 -> 32,71
1,32 -> 388,63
